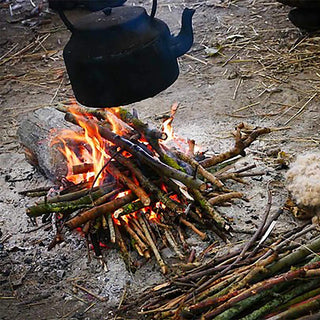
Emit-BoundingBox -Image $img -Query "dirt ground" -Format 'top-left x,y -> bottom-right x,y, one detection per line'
1,0 -> 320,319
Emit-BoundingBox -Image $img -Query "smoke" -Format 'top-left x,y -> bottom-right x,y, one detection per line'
286,152 -> 320,208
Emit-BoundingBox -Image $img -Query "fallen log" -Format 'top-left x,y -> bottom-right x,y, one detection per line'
17,107 -> 81,182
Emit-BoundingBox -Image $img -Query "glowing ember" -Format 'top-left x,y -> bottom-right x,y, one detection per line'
112,215 -> 121,226
148,209 -> 160,222
169,194 -> 181,203
116,190 -> 131,199
156,201 -> 166,210
121,215 -> 130,224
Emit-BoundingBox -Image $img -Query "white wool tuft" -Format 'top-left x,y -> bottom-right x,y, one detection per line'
286,152 -> 320,207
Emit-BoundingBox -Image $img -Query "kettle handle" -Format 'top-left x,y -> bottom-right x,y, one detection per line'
57,9 -> 75,33
150,0 -> 157,18
57,1 -> 157,31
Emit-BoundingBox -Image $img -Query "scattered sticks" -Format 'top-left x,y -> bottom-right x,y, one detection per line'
126,224 -> 320,319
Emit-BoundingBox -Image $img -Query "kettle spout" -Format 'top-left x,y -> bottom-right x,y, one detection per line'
170,8 -> 195,58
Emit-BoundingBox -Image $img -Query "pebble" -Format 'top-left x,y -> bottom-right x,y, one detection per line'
56,269 -> 65,279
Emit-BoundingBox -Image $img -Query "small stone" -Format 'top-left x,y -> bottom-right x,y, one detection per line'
24,257 -> 33,264
56,270 -> 65,279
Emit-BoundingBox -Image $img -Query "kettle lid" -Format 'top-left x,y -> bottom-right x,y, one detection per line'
73,6 -> 149,33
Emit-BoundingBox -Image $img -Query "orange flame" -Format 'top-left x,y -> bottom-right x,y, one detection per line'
51,103 -> 139,188
160,103 -> 201,155
162,117 -> 174,143
160,103 -> 188,152
105,109 -> 132,136
169,194 -> 181,203
51,108 -> 111,186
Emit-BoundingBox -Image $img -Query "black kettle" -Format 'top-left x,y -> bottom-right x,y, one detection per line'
58,0 -> 195,107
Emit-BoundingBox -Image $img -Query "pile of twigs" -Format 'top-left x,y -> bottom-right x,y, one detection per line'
124,217 -> 320,319
22,104 -> 271,274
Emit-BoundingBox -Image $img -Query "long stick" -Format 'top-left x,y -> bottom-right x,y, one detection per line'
107,214 -> 116,243
191,189 -> 227,231
174,150 -> 224,188
164,229 -> 185,260
27,186 -> 113,217
201,264 -> 320,319
262,293 -> 320,320
130,219 -> 150,245
94,189 -> 119,206
114,224 -> 135,271
37,183 -> 115,204
242,280 -> 320,320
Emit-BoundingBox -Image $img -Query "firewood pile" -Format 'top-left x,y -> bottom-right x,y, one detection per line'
123,220 -> 320,319
20,102 -> 272,274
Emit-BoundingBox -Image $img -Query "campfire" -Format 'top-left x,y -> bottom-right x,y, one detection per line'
19,102 -> 271,274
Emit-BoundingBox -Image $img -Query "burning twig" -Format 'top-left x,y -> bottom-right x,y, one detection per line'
110,107 -> 167,140
72,163 -> 94,175
94,189 -> 119,206
103,161 -> 150,206
112,151 -> 184,213
64,112 -> 206,192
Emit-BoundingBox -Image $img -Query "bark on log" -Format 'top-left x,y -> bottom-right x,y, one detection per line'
17,107 -> 81,182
